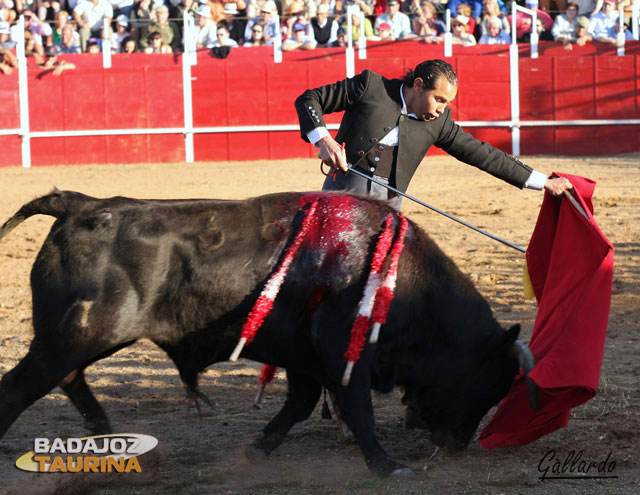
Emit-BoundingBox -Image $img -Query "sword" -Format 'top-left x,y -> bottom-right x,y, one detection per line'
345,166 -> 527,254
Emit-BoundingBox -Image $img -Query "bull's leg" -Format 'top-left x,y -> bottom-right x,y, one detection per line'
333,380 -> 414,477
59,369 -> 112,435
0,347 -> 80,440
248,369 -> 322,458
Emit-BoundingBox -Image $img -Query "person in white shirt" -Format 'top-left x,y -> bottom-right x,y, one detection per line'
552,2 -> 580,43
73,0 -> 113,51
374,0 -> 412,40
194,4 -> 217,49
212,23 -> 238,47
588,0 -> 619,42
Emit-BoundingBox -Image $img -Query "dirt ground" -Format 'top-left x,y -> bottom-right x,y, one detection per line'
0,155 -> 638,495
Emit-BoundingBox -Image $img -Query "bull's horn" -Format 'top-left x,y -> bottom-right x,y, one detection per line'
512,340 -> 538,411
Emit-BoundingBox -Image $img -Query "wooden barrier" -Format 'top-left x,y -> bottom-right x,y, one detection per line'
0,41 -> 638,166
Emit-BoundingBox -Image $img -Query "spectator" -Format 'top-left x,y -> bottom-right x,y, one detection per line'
244,0 -> 279,45
478,0 -> 509,38
332,25 -> 348,46
111,13 -> 130,51
282,20 -> 316,49
52,22 -> 81,53
450,14 -> 476,45
0,45 -> 17,74
412,1 -> 445,42
451,15 -> 476,46
552,2 -> 579,43
170,0 -> 198,20
0,20 -> 16,48
38,1 -> 64,23
508,0 -> 552,42
446,0 -> 484,21
129,0 -> 157,43
522,16 -> 554,41
212,22 -> 238,46
342,5 -> 375,40
374,20 -> 394,39
311,4 -> 338,47
283,2 -> 316,44
374,0 -> 412,39
456,3 -> 476,36
194,4 -> 217,48
86,38 -> 101,52
73,0 -> 113,52
49,10 -> 70,46
340,0 -> 374,16
21,9 -> 53,49
140,4 -> 181,50
144,29 -> 172,51
588,0 -> 619,43
574,0 -> 601,18
243,19 -> 266,45
561,15 -> 591,49
478,16 -> 510,43
1,1 -> 17,24
218,2 -> 245,45
121,34 -> 138,51
110,0 -> 135,19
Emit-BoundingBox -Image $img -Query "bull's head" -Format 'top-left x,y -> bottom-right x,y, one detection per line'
407,324 -> 536,452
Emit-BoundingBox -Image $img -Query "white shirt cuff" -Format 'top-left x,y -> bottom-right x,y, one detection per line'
307,127 -> 330,147
524,170 -> 547,190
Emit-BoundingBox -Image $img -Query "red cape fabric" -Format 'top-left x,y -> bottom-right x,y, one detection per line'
479,173 -> 614,448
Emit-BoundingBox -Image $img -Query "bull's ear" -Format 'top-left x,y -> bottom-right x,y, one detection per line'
502,324 -> 521,346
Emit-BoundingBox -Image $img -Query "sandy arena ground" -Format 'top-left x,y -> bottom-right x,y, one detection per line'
0,155 -> 638,494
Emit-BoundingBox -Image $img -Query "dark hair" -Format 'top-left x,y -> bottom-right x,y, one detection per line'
403,59 -> 458,90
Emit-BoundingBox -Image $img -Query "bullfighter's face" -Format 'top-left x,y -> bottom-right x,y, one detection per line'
406,76 -> 457,122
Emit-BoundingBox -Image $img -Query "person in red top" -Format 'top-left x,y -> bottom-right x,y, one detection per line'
508,0 -> 553,42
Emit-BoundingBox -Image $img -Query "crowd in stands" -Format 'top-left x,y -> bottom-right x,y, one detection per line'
0,0 -> 637,59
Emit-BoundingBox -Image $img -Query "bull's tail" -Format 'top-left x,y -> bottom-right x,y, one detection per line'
0,188 -> 97,242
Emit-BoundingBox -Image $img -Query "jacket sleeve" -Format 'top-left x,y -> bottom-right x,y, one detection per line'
435,109 -> 533,188
294,70 -> 371,142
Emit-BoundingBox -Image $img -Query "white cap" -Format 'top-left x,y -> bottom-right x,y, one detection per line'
196,4 -> 212,17
224,2 -> 239,14
117,14 -> 128,26
261,0 -> 277,13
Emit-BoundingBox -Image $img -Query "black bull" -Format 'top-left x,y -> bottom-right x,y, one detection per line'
0,189 -> 535,476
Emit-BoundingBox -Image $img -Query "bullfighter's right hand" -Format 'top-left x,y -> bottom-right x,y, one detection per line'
318,136 -> 348,172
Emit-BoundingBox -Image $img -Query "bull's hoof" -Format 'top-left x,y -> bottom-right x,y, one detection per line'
245,443 -> 269,462
390,467 -> 416,477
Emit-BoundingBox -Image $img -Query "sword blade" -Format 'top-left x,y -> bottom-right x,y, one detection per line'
346,166 -> 526,254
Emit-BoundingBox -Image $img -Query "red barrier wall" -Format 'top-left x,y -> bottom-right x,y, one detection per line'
0,41 -> 639,166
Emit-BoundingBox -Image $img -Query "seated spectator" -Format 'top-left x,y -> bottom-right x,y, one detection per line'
450,14 -> 476,45
283,4 -> 316,44
140,4 -> 181,51
478,16 -> 510,43
52,22 -> 81,53
508,0 -> 553,42
244,21 -> 266,45
282,20 -> 316,49
456,3 -> 476,37
373,21 -> 394,39
342,5 -> 374,40
21,9 -> 53,51
212,22 -> 238,46
588,0 -> 619,43
218,3 -> 245,45
129,0 -> 157,44
311,4 -> 339,47
111,14 -> 130,52
552,2 -> 579,43
49,10 -> 70,47
0,45 -> 17,74
332,25 -> 347,46
0,20 -> 15,48
374,0 -> 412,40
1,1 -> 17,25
111,0 -> 136,20
522,16 -> 554,41
244,0 -> 279,45
194,4 -> 217,49
412,1 -> 445,43
144,29 -> 172,52
561,15 -> 591,49
87,38 -> 101,52
478,0 -> 509,39
73,0 -> 113,52
121,35 -> 138,52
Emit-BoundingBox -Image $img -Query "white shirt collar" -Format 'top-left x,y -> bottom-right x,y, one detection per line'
399,83 -> 418,119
